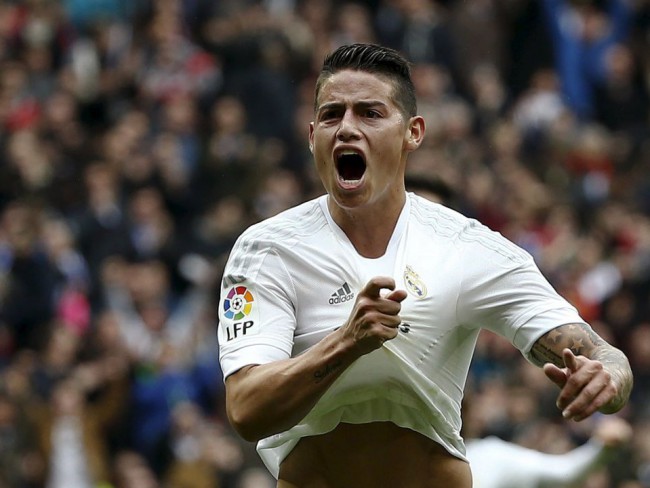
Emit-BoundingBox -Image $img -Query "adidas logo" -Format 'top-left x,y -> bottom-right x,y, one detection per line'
329,282 -> 355,305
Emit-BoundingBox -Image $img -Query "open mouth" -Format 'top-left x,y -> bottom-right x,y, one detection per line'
336,151 -> 366,184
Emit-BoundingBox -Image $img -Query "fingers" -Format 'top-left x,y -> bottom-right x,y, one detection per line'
563,348 -> 579,372
362,276 -> 397,299
553,356 -> 618,422
543,363 -> 568,389
361,279 -> 408,305
344,277 -> 408,354
543,349 -> 578,390
560,377 -> 611,421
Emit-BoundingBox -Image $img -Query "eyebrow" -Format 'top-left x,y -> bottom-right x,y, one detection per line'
317,100 -> 388,113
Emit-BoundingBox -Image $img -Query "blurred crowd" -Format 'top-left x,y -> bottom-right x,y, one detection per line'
0,0 -> 649,487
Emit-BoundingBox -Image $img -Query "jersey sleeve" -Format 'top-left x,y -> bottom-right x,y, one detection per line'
218,235 -> 297,379
456,222 -> 587,362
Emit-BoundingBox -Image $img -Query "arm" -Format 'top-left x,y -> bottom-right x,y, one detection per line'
534,442 -> 604,486
467,417 -> 631,487
466,422 -> 622,488
534,416 -> 632,486
225,277 -> 407,442
530,323 -> 633,422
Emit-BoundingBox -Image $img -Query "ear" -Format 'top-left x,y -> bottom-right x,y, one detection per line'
308,122 -> 315,153
405,116 -> 425,151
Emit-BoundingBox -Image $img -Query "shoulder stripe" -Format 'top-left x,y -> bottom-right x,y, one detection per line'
410,197 -> 529,263
458,220 -> 530,262
224,203 -> 325,286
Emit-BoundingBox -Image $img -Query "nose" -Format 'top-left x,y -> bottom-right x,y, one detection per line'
336,110 -> 361,141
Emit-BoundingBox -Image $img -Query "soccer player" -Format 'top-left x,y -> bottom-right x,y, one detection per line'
217,43 -> 633,487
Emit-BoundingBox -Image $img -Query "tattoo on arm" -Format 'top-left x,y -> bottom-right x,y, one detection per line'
531,323 -> 633,413
314,359 -> 343,384
530,323 -> 604,367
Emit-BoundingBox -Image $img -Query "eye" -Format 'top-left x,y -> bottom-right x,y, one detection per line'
365,109 -> 381,119
320,108 -> 341,122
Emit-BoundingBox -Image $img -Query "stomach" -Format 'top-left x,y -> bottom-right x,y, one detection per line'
277,421 -> 472,488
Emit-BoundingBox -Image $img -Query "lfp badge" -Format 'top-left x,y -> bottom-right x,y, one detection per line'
222,285 -> 258,341
223,286 -> 255,320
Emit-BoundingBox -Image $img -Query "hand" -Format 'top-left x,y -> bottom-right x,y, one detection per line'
341,276 -> 407,356
543,348 -> 621,422
593,416 -> 633,448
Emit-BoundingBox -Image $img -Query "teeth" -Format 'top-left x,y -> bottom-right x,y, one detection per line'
339,150 -> 360,156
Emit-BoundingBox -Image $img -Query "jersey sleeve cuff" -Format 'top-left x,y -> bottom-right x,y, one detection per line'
220,343 -> 291,380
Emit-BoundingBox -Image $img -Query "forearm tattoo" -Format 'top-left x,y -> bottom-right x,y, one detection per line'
531,323 -> 633,412
531,323 -> 602,366
314,359 -> 343,384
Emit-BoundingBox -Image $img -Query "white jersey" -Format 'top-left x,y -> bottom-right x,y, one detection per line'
217,193 -> 587,478
466,436 -> 608,488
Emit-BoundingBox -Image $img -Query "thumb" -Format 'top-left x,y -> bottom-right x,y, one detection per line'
543,362 -> 568,389
385,289 -> 408,303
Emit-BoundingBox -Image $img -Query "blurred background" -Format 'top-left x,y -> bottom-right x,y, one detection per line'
0,0 -> 649,486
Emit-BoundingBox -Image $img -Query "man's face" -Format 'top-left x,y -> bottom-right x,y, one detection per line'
310,69 -> 422,212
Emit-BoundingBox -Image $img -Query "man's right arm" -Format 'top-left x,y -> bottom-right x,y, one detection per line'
224,277 -> 407,442
225,327 -> 357,442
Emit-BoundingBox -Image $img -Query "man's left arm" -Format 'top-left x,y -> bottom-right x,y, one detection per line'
530,323 -> 633,422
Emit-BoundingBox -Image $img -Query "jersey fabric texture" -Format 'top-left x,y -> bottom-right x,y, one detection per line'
466,436 -> 608,488
217,193 -> 588,479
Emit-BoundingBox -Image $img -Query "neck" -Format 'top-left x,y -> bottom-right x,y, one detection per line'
328,192 -> 406,258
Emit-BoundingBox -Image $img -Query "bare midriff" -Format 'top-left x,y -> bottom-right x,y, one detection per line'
277,421 -> 472,488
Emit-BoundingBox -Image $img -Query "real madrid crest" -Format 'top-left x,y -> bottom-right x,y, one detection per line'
404,265 -> 427,299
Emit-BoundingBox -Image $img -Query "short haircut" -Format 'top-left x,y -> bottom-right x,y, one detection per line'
314,43 -> 417,118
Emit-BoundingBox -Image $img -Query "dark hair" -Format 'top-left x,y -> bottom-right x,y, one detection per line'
405,174 -> 456,208
314,43 -> 417,118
